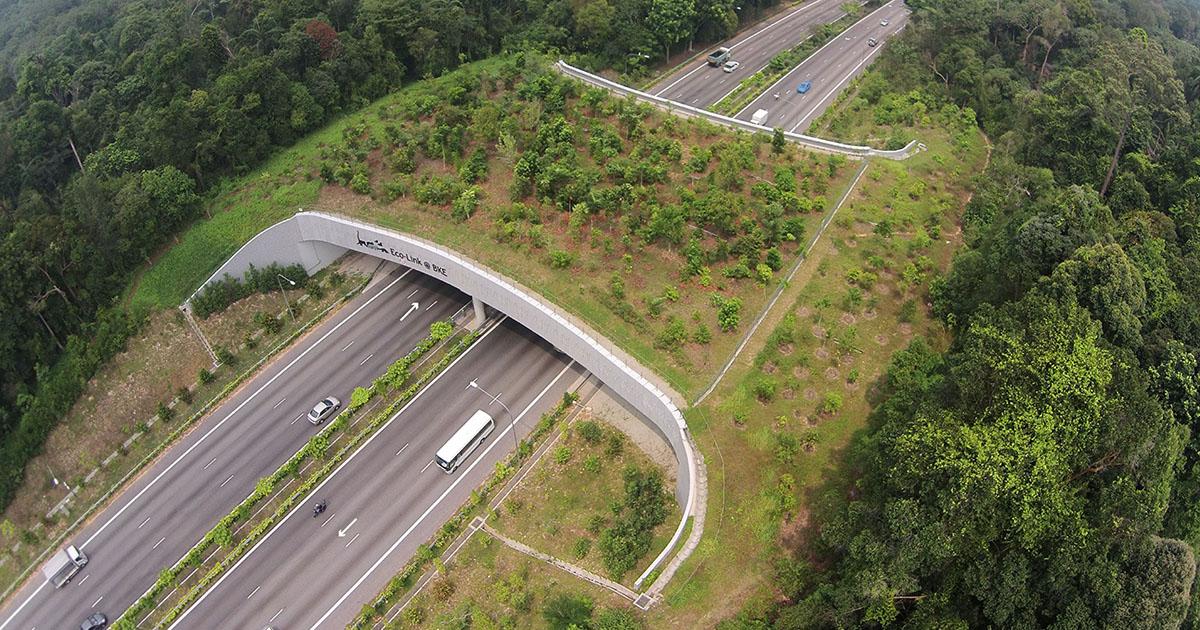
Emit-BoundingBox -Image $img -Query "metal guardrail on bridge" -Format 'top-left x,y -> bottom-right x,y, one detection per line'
555,60 -> 923,160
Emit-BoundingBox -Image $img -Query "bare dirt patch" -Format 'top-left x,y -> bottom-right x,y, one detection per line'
793,366 -> 811,380
804,388 -> 818,401
810,324 -> 827,339
824,367 -> 840,381
862,309 -> 878,320
898,322 -> 914,336
762,361 -> 778,375
777,342 -> 795,356
814,346 -> 830,360
781,388 -> 795,400
875,334 -> 889,346
796,305 -> 812,319
839,312 -> 857,326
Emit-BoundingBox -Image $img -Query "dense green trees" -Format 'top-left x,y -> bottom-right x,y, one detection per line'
757,0 -> 1200,627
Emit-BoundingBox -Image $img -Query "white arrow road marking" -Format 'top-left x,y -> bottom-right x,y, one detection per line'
400,302 -> 419,321
338,518 -> 358,538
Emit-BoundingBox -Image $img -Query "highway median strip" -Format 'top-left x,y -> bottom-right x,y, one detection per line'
115,319 -> 479,629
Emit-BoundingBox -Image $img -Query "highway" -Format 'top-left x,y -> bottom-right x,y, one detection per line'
0,265 -> 470,630
735,0 -> 910,133
170,318 -> 588,629
649,0 -> 853,108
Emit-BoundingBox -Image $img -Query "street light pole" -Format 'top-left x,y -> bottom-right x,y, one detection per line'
47,465 -> 73,499
276,273 -> 297,323
468,380 -> 518,451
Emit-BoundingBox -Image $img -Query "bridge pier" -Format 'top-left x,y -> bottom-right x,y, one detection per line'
468,296 -> 487,330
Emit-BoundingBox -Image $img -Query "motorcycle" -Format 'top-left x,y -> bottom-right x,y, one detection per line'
312,500 -> 327,518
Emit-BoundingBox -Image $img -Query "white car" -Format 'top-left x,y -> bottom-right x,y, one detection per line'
723,60 -> 740,73
307,397 -> 341,425
881,19 -> 890,26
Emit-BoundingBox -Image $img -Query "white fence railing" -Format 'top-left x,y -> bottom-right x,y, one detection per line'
555,60 -> 923,160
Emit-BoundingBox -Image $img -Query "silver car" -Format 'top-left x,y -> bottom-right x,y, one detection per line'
307,397 -> 342,425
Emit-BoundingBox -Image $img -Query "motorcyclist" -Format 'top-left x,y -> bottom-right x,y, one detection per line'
312,499 -> 327,517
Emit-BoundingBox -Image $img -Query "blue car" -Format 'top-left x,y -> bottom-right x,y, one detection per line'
797,80 -> 812,94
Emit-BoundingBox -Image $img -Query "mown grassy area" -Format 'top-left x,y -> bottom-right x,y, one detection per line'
130,54 -> 857,400
491,413 -> 681,589
644,83 -> 988,626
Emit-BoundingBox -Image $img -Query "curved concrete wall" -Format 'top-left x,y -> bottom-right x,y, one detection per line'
188,211 -> 701,593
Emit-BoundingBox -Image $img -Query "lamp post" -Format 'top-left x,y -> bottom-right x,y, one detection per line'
48,465 -> 73,499
468,379 -> 518,451
276,274 -> 297,323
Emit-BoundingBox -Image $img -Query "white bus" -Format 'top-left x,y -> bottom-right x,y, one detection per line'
435,410 -> 495,473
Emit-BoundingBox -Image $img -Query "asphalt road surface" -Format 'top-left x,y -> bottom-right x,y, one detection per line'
649,0 -> 854,108
0,264 -> 469,630
735,0 -> 911,133
170,318 -> 588,629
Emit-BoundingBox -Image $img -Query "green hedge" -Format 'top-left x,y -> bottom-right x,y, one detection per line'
191,263 -> 309,318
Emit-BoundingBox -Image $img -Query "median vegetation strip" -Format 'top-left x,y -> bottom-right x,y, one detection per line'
116,320 -> 473,628
0,267 -> 362,602
710,6 -> 875,118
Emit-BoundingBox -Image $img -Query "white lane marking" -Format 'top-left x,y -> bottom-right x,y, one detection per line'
138,516 -> 151,529
341,340 -> 355,352
272,397 -> 286,409
396,443 -> 409,457
653,0 -> 839,96
247,586 -> 261,600
420,460 -> 434,473
321,512 -> 336,528
736,0 -> 896,120
309,359 -> 577,629
359,353 -> 374,366
203,457 -> 217,470
344,533 -> 361,548
405,288 -> 419,299
425,300 -> 438,311
270,609 -> 284,622
219,474 -> 235,488
91,597 -> 103,608
153,537 -> 166,550
788,20 -> 894,132
292,414 -> 303,425
78,575 -> 89,586
168,318 -> 509,630
53,270 -> 412,569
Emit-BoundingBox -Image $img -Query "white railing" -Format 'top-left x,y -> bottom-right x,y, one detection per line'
556,60 -> 923,160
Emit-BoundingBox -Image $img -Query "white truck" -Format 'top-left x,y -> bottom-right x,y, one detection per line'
42,545 -> 87,588
751,109 -> 769,126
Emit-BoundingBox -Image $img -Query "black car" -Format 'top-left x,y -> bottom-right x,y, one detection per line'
81,612 -> 107,630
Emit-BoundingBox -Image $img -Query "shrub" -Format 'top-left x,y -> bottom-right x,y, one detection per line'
191,263 -> 309,318
693,323 -> 712,344
305,282 -> 326,299
349,171 -> 371,194
595,607 -> 644,630
583,455 -> 601,474
214,345 -> 236,366
754,379 -> 777,402
609,272 -> 625,299
198,367 -> 214,384
756,263 -> 774,285
349,386 -> 371,410
714,296 -> 743,331
899,298 -> 918,323
548,250 -> 574,269
597,467 -> 669,579
604,433 -> 624,459
430,320 -> 454,341
821,391 -> 844,414
543,593 -> 594,630
451,186 -> 481,222
586,514 -> 607,535
254,311 -> 283,335
176,386 -> 193,405
774,431 -> 800,465
430,577 -> 456,601
554,446 -> 573,465
573,537 -> 592,559
654,317 -> 688,351
576,420 -> 603,443
156,402 -> 174,423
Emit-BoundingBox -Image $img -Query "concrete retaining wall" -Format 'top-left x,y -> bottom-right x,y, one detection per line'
186,211 -> 702,592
